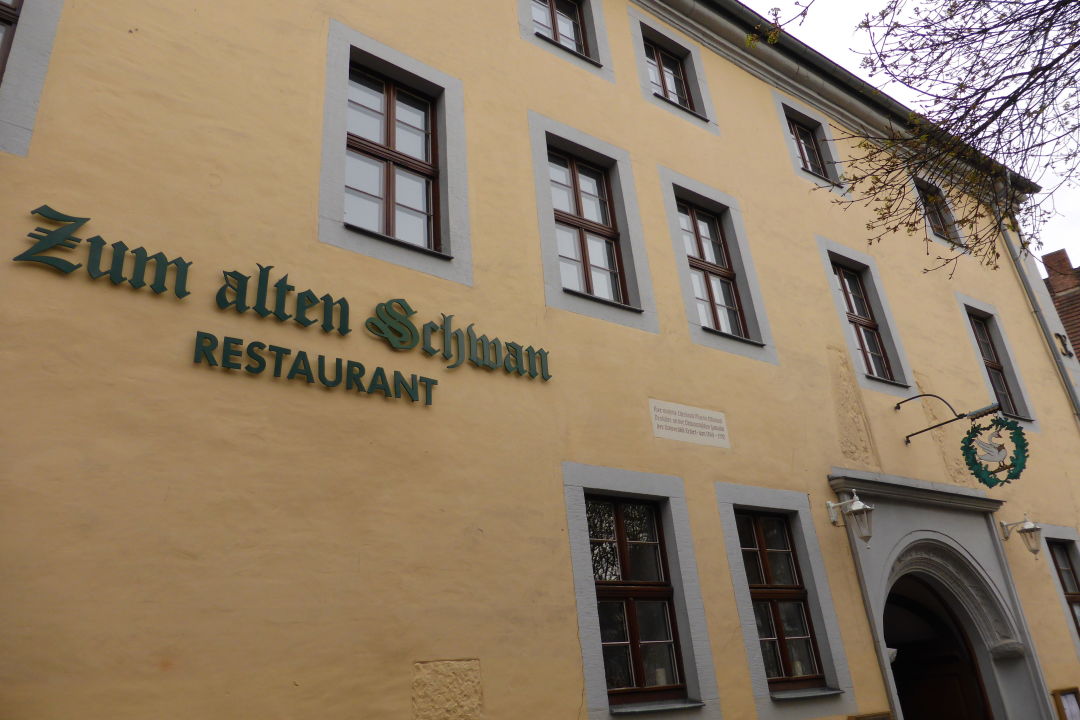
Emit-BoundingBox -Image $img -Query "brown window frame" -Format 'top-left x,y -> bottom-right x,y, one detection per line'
679,202 -> 747,338
917,182 -> 955,239
548,150 -> 628,304
968,313 -> 1020,417
736,511 -> 826,691
644,40 -> 694,111
787,116 -> 830,180
530,0 -> 589,57
1048,541 -> 1080,637
345,67 -> 441,252
833,263 -> 895,381
587,496 -> 687,706
0,0 -> 21,83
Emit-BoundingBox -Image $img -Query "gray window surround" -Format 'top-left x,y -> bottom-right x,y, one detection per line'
714,481 -> 856,720
627,10 -> 717,133
516,0 -> 615,83
563,462 -> 721,720
1040,525 -> 1080,661
658,167 -> 777,363
771,92 -> 845,195
0,0 -> 63,156
319,20 -> 472,286
816,236 -> 916,397
956,292 -> 1038,428
528,111 -> 659,333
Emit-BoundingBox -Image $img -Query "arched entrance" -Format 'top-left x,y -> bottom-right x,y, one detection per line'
884,575 -> 992,720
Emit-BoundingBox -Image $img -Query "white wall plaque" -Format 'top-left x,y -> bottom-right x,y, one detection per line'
649,399 -> 730,449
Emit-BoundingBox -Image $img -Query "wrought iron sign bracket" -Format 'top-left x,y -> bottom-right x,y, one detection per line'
894,394 -> 1000,445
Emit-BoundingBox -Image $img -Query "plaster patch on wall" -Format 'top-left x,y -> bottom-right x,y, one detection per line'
914,371 -> 971,486
412,659 -> 483,720
828,345 -> 880,468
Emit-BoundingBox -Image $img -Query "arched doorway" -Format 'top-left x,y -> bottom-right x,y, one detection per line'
884,575 -> 993,720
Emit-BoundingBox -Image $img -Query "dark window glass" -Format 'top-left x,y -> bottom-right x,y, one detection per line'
531,0 -> 587,55
917,183 -> 955,239
345,69 -> 438,251
549,151 -> 626,303
644,40 -> 692,110
787,117 -> 828,178
736,511 -> 824,690
587,497 -> 686,705
1049,541 -> 1080,638
0,0 -> 21,83
968,314 -> 1019,416
679,202 -> 746,337
833,264 -> 894,380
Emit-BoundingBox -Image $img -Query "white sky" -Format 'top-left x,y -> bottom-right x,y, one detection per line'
737,0 -> 1080,275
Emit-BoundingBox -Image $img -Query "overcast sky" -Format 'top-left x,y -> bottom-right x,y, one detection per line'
736,0 -> 1080,275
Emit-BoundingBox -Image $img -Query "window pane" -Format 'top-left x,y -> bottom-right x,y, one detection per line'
753,601 -> 776,640
736,515 -> 757,549
586,499 -> 615,538
586,234 -> 614,271
636,601 -> 672,642
345,152 -> 384,195
590,268 -> 617,302
394,206 -> 429,247
641,643 -> 677,687
602,645 -> 634,689
549,158 -> 575,213
695,300 -> 712,328
742,550 -> 764,585
347,103 -> 384,144
555,224 -> 580,260
647,58 -> 663,95
760,640 -> 783,679
628,542 -> 661,581
395,123 -> 427,161
598,601 -> 628,643
531,0 -> 553,34
344,189 -> 382,232
577,167 -> 608,224
689,269 -> 708,302
622,504 -> 657,541
778,601 -> 810,637
560,258 -> 585,292
760,516 -> 790,550
347,75 -> 385,143
767,551 -> 796,585
590,540 -> 620,580
394,167 -> 429,211
1072,602 -> 1080,631
988,369 -> 1017,415
395,91 -> 428,130
554,0 -> 583,53
786,638 -> 819,677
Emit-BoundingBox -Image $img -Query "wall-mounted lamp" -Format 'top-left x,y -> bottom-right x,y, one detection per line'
827,491 -> 874,546
1000,515 -> 1042,555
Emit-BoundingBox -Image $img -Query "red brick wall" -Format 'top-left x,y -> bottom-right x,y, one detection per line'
1044,249 -> 1080,355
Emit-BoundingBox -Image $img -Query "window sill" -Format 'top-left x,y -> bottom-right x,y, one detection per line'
1001,411 -> 1036,423
610,699 -> 706,714
343,224 -> 453,260
533,32 -> 603,67
864,373 -> 911,389
563,288 -> 644,313
651,92 -> 709,123
798,167 -> 842,188
769,687 -> 844,702
701,326 -> 766,347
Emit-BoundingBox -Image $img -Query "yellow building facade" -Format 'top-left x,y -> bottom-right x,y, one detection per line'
2,1 -> 1079,718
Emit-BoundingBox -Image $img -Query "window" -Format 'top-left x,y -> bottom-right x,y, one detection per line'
968,313 -> 1020,416
345,69 -> 438,251
644,40 -> 692,110
531,0 -> 587,55
588,497 -> 686,705
833,262 -> 894,381
787,116 -> 828,179
736,512 -> 824,690
548,150 -> 626,304
1049,541 -> 1080,638
0,0 -> 20,83
680,202 -> 745,337
916,182 -> 956,240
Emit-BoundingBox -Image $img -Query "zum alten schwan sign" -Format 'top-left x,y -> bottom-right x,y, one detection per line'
12,206 -> 552,406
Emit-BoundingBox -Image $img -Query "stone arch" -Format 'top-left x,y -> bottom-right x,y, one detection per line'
887,538 -> 1025,660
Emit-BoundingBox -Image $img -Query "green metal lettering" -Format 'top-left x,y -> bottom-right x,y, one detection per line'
216,270 -> 250,312
441,314 -> 465,369
466,325 -> 502,370
421,321 -> 440,356
365,298 -> 418,349
193,331 -> 219,366
294,290 -> 319,327
107,240 -> 128,285
320,294 -> 351,336
418,376 -> 437,406
84,236 -> 111,279
253,264 -> 273,318
317,355 -> 343,388
129,247 -> 192,298
221,336 -> 243,370
287,351 -> 315,383
367,366 -> 392,397
503,342 -> 523,374
12,206 -> 88,273
245,341 -> 267,374
272,274 -> 294,321
393,371 -> 419,402
267,344 -> 291,377
345,361 -> 366,391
